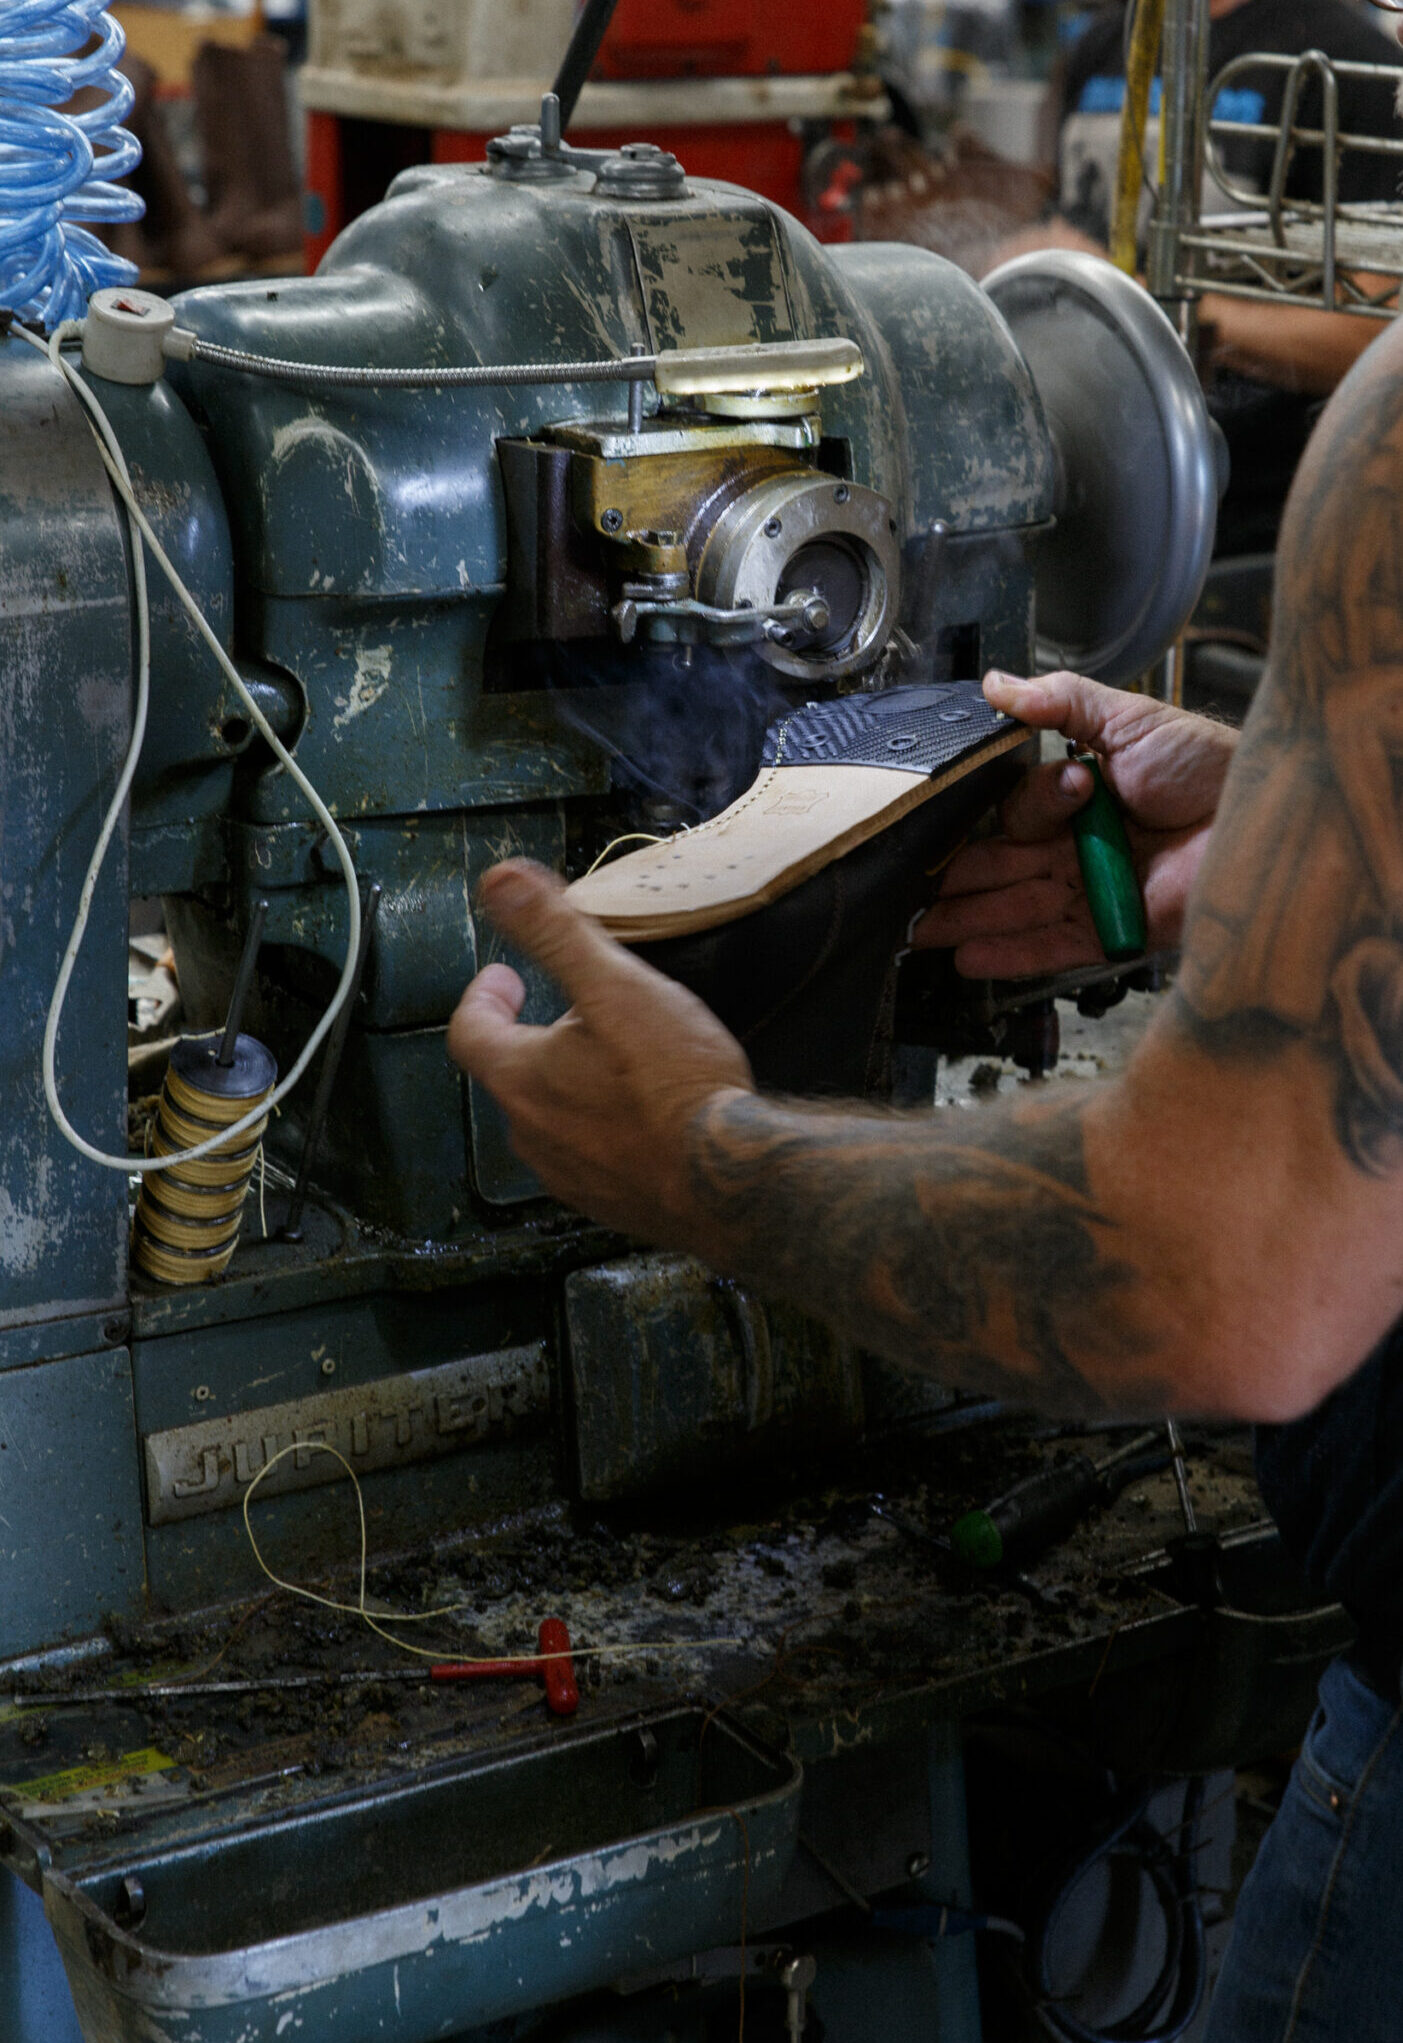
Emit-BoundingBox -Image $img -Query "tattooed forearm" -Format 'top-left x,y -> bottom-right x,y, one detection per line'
687,1086 -> 1172,1418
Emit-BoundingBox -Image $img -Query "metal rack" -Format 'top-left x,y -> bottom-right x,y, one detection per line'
1148,0 -> 1403,321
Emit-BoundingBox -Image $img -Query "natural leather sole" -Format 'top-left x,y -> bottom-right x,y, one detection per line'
569,681 -> 1028,943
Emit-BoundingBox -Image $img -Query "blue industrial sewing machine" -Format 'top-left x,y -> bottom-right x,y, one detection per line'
0,8 -> 1251,2032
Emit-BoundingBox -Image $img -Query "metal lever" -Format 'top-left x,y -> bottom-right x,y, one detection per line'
280,883 -> 381,1242
551,0 -> 622,132
217,897 -> 268,1066
1166,1418 -> 1197,1535
613,587 -> 830,648
654,337 -> 863,396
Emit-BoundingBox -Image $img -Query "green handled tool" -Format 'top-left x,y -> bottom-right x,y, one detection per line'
950,1430 -> 1166,1573
1068,747 -> 1147,963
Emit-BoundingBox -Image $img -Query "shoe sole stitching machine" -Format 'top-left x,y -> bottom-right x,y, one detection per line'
0,31 -> 1223,2042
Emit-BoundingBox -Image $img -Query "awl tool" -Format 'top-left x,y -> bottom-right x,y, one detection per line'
1069,747 -> 1147,963
950,1430 -> 1167,1572
869,1494 -> 1061,1611
13,1618 -> 580,1718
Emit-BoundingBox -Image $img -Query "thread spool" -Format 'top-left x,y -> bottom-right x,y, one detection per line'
132,1032 -> 277,1287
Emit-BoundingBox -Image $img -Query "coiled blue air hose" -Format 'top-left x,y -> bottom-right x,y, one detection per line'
0,0 -> 142,326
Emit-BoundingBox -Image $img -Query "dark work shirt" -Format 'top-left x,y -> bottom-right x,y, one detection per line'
1060,1 -> 1403,555
1257,1322 -> 1403,1667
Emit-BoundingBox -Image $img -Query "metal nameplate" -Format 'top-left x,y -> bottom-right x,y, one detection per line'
143,1345 -> 550,1525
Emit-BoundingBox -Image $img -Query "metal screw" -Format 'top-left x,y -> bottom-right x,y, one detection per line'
321,1357 -> 336,1377
628,341 -> 648,435
834,484 -> 850,504
601,507 -> 624,533
102,1317 -> 128,1346
764,516 -> 783,538
906,1850 -> 931,1879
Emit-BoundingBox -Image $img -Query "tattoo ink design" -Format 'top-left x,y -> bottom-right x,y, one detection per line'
679,340 -> 1403,1413
1179,350 -> 1403,1174
689,1089 -> 1168,1417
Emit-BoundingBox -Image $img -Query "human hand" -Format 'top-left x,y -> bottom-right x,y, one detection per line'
448,861 -> 754,1244
913,670 -> 1238,978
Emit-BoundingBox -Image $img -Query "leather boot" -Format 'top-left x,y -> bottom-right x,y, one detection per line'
646,744 -> 1026,1098
116,54 -> 226,276
570,682 -> 1031,1099
238,36 -> 303,259
193,37 -> 302,263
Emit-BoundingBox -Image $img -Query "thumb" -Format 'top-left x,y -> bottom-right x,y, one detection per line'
477,859 -> 637,1016
984,669 -> 1135,752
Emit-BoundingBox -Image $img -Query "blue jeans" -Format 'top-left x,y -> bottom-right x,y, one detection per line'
1205,1654 -> 1403,2042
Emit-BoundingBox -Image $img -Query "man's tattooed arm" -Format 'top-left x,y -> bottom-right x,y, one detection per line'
1176,325 -> 1403,1178
686,1086 -> 1175,1419
681,321 -> 1403,1422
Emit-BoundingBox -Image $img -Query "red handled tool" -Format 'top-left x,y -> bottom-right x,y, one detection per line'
431,1617 -> 579,1716
15,1617 -> 581,1717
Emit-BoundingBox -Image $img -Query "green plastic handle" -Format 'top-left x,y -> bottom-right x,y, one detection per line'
1070,752 -> 1147,963
950,1509 -> 1004,1571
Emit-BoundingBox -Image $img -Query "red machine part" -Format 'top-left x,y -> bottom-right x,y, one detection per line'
589,0 -> 866,79
301,0 -> 872,267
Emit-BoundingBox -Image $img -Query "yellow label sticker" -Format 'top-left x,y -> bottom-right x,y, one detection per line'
8,1746 -> 177,1805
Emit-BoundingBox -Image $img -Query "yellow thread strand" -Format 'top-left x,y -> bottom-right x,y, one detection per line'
241,1440 -> 746,1670
577,717 -> 801,891
581,832 -> 665,879
134,1041 -> 275,1286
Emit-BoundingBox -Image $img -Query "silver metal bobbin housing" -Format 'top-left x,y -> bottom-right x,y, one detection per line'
696,473 -> 901,682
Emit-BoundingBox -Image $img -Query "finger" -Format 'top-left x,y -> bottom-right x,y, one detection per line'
984,669 -> 1166,756
477,860 -> 644,1018
998,757 -> 1095,844
468,961 -> 527,1018
913,875 -> 1078,949
951,912 -> 1103,981
447,966 -> 541,1081
936,834 -> 1078,898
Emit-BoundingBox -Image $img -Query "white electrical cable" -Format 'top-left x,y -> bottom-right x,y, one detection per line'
19,320 -> 362,1174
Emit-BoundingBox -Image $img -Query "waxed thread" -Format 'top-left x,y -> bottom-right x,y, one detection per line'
241,1440 -> 745,1670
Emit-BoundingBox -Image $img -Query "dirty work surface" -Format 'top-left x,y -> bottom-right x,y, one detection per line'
0,990 -> 1271,1855
0,1413 -> 1263,1861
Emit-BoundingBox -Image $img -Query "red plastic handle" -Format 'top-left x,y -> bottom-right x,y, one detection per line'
428,1618 -> 578,1717
430,1659 -> 539,1681
537,1617 -> 579,1716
